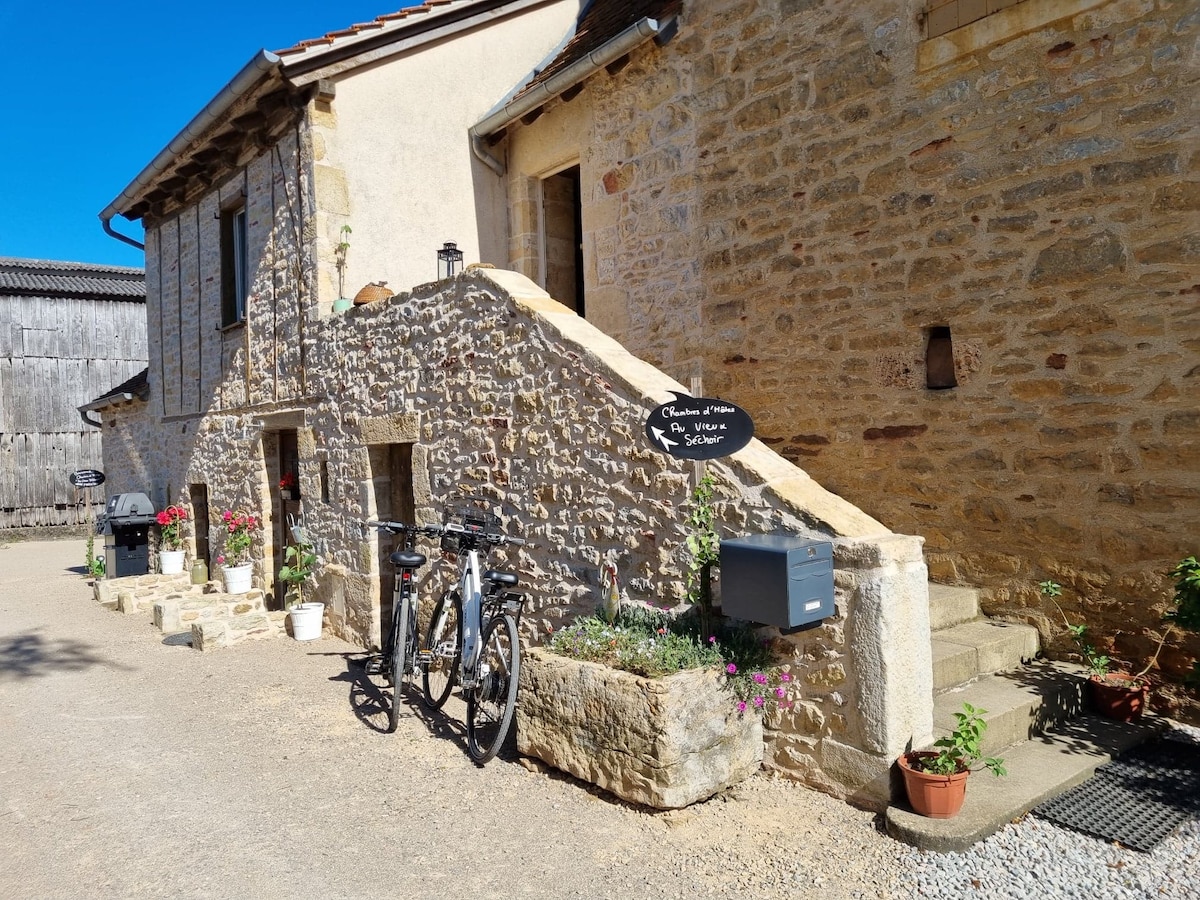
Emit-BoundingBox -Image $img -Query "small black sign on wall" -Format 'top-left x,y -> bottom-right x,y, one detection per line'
644,392 -> 755,461
69,469 -> 106,488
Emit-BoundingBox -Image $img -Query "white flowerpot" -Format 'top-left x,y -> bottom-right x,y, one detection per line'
290,602 -> 325,641
159,550 -> 186,575
222,563 -> 253,595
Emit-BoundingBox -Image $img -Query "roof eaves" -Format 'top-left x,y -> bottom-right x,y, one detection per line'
80,368 -> 150,414
279,0 -> 543,84
100,51 -> 282,223
472,15 -> 664,138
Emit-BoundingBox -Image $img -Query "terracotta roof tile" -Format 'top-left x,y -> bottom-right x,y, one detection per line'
274,1 -> 470,57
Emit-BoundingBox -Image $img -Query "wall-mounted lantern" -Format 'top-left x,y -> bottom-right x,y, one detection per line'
437,241 -> 463,280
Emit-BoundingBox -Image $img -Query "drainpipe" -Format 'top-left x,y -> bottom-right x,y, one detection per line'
468,16 -> 664,177
98,50 -> 282,241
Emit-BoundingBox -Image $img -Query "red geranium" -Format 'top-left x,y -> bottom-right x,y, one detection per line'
156,505 -> 188,551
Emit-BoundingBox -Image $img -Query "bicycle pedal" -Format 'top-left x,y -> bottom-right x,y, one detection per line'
415,650 -> 434,665
364,656 -> 385,676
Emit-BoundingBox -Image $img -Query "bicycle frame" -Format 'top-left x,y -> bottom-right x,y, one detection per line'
456,547 -> 486,689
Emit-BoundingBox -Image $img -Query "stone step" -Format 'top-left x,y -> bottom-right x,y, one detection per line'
927,583 -> 980,631
192,611 -> 288,651
886,712 -> 1166,853
932,660 -> 1086,757
153,592 -> 267,633
931,619 -> 1040,692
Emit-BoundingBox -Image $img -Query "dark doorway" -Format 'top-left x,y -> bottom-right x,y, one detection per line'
273,429 -> 300,610
368,443 -> 416,648
189,483 -> 210,569
543,165 -> 583,316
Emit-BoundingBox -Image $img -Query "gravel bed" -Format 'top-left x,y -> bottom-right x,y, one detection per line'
893,723 -> 1200,900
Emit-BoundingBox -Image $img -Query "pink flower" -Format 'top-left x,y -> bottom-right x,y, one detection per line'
752,672 -> 767,685
223,510 -> 232,522
657,628 -> 667,635
775,687 -> 786,698
753,696 -> 764,708
736,701 -> 747,712
708,636 -> 716,644
780,673 -> 792,682
725,663 -> 737,674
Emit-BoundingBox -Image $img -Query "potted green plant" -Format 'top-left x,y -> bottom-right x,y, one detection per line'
897,703 -> 1006,818
278,540 -> 316,609
333,224 -> 353,312
1040,578 -> 1176,721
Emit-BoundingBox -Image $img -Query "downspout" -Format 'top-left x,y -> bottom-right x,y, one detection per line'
80,410 -> 102,429
469,16 -> 664,177
99,50 -> 282,241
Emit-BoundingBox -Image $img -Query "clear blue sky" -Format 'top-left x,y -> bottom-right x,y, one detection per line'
0,1 -> 418,269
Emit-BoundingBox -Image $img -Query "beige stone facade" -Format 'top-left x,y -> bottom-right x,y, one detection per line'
498,0 -> 1199,715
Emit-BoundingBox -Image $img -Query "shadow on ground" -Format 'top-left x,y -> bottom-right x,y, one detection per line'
0,629 -> 133,680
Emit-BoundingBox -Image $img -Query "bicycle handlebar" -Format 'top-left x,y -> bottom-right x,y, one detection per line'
367,519 -> 525,546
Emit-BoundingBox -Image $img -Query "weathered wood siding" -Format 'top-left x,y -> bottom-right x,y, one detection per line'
0,294 -> 147,527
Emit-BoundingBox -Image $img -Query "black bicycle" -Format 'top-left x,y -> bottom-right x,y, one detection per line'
366,520 -> 443,733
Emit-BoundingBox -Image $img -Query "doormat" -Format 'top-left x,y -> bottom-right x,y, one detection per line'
1032,735 -> 1200,852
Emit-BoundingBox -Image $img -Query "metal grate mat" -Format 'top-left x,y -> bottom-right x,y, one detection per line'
1032,735 -> 1200,852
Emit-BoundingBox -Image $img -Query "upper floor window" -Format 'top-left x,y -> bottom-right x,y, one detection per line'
220,203 -> 248,327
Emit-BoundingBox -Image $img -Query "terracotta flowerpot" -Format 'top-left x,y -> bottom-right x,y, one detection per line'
898,752 -> 970,819
1088,673 -> 1148,722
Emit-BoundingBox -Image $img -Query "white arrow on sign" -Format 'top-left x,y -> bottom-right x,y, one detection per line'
651,426 -> 678,451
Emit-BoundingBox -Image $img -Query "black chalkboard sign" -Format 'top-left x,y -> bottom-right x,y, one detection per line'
69,469 -> 106,488
645,392 -> 755,460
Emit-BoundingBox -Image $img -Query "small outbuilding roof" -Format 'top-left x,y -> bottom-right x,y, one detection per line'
80,366 -> 150,415
0,258 -> 146,301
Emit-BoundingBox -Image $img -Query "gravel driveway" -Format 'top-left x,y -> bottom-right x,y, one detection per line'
2,539 -> 1195,900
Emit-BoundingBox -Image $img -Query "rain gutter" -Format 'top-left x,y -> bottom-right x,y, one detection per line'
469,16 -> 664,176
98,50 -> 282,243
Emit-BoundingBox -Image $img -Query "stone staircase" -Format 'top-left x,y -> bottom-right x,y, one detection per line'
95,574 -> 289,651
153,590 -> 289,651
885,583 -> 1163,852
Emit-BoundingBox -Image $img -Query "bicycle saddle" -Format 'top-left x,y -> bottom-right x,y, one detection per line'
390,550 -> 427,568
484,569 -> 518,588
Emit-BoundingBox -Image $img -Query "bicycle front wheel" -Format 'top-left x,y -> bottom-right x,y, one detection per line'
465,613 -> 520,764
421,590 -> 461,710
388,593 -> 413,734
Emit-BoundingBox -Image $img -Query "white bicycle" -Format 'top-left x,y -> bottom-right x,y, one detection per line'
418,499 -> 526,764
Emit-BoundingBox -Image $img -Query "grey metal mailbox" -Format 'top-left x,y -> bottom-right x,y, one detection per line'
719,534 -> 834,628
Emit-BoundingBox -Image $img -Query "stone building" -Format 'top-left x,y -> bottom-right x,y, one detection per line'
95,0 -> 1196,803
486,0 -> 1199,713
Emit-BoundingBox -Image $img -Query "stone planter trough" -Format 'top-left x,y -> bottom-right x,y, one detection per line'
517,647 -> 763,809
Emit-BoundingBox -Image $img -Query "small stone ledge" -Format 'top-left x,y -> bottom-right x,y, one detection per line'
153,591 -> 267,633
94,573 -> 194,610
192,610 -> 287,651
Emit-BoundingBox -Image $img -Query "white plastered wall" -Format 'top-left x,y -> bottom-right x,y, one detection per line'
322,0 -> 582,297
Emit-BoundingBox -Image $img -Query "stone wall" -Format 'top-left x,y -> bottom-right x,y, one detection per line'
101,267 -> 932,806
503,0 -> 1199,716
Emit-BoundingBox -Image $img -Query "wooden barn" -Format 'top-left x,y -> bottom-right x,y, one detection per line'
0,258 -> 146,528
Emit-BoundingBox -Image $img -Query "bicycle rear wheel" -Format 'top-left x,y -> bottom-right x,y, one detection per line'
421,589 -> 461,710
388,592 -> 413,733
465,613 -> 519,764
